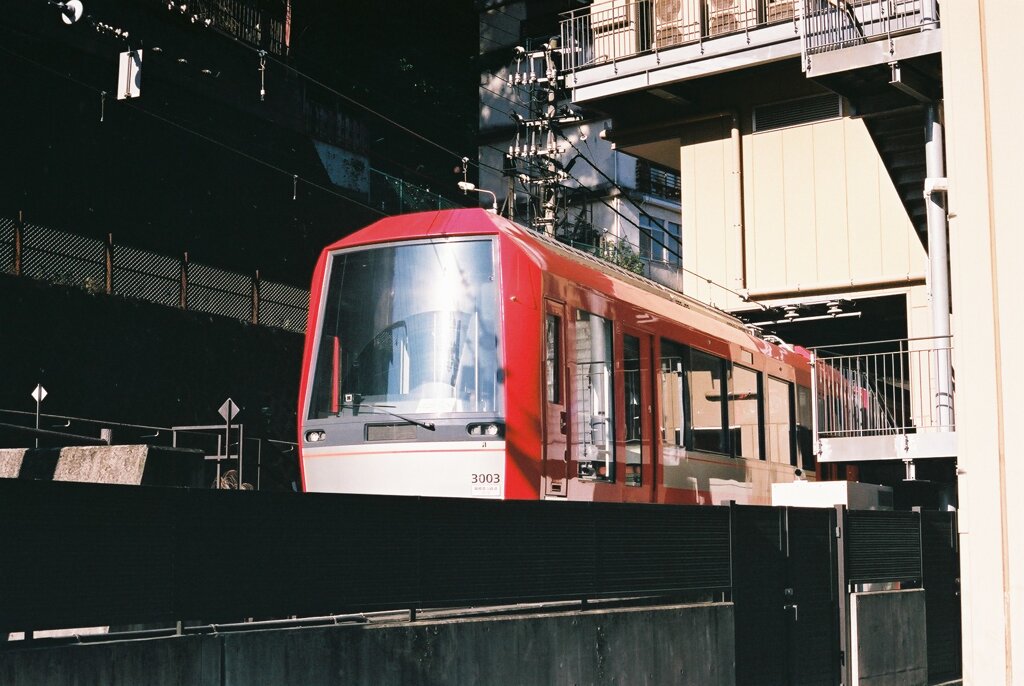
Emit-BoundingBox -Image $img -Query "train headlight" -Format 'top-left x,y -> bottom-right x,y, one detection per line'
466,422 -> 504,438
305,430 -> 327,443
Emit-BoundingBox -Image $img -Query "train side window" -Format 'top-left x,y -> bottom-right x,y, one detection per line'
796,385 -> 814,470
545,314 -> 561,403
729,366 -> 763,460
574,310 -> 615,482
659,339 -> 688,448
688,350 -> 727,454
623,334 -> 643,487
766,377 -> 794,464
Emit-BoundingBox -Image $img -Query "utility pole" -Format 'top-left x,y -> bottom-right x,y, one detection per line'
505,38 -> 580,236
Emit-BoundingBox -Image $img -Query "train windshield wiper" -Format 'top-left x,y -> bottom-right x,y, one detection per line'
339,397 -> 436,431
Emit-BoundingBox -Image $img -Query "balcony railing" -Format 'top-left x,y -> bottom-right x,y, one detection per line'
800,0 -> 938,56
811,335 -> 953,440
560,0 -> 800,73
559,0 -> 938,75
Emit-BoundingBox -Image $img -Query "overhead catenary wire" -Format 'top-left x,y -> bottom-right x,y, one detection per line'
558,165 -> 757,307
174,11 -> 481,173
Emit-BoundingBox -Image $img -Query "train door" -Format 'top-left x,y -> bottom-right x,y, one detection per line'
543,300 -> 569,497
621,327 -> 655,502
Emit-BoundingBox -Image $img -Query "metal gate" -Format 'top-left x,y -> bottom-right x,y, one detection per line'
732,505 -> 840,686
922,511 -> 962,683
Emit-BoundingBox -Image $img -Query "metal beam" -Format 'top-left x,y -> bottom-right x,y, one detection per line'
890,62 -> 936,102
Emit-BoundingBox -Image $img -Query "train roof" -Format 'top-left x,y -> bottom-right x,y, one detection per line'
320,208 -> 805,366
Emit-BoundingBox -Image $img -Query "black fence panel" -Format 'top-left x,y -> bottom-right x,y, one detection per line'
921,511 -> 962,683
173,490 -> 426,621
417,498 -> 596,605
592,502 -> 732,595
0,481 -> 733,633
786,507 -> 839,686
0,480 -> 179,631
732,505 -> 788,686
845,510 -> 922,584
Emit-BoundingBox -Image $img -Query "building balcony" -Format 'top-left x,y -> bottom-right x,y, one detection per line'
812,335 -> 955,464
801,0 -> 939,78
560,0 -> 804,102
559,0 -> 939,102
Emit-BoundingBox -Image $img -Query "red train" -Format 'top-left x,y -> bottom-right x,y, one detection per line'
298,208 -> 815,505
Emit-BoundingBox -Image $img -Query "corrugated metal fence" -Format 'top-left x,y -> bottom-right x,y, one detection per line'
0,216 -> 309,334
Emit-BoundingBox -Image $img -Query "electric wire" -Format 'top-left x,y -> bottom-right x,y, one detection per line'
177,13 -> 480,171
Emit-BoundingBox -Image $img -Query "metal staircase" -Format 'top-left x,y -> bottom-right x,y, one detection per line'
799,0 -> 942,247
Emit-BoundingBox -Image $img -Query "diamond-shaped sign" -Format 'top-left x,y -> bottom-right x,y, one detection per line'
30,384 -> 47,403
218,398 -> 240,422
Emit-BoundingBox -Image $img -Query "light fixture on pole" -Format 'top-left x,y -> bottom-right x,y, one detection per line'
457,181 -> 498,215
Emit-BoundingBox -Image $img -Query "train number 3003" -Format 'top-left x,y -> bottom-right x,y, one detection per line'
471,473 -> 501,484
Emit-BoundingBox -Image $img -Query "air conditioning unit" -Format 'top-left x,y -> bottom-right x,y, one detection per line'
653,0 -> 700,48
590,0 -> 641,61
707,0 -> 754,36
765,0 -> 795,23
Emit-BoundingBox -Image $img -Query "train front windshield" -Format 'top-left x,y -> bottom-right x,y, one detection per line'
308,238 -> 503,419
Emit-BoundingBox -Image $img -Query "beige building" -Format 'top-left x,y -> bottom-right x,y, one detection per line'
943,2 -> 1024,683
481,0 -> 1024,682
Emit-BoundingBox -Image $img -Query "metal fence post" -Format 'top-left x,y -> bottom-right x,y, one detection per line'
835,504 -> 850,686
14,210 -> 23,276
251,269 -> 261,325
179,252 -> 189,309
105,233 -> 114,295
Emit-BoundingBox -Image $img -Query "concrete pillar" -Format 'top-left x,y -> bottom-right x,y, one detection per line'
942,2 -> 1024,683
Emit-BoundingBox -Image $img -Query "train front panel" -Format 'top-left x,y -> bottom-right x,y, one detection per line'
299,232 -> 533,498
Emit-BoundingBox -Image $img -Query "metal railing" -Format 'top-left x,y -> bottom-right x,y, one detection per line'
560,0 -> 799,73
0,407 -> 297,490
800,0 -> 938,56
811,335 -> 954,439
369,169 -> 461,215
1,216 -> 310,334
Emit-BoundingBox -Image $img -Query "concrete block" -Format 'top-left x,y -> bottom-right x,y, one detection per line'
0,449 -> 25,478
851,589 -> 927,685
53,445 -> 148,484
0,445 -> 206,487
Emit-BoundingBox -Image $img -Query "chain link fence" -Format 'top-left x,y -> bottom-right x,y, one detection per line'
0,216 -> 309,334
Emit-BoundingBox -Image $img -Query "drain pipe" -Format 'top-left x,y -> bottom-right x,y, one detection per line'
728,112 -> 747,292
924,103 -> 953,429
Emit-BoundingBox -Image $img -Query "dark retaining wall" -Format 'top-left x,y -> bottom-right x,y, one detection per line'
0,604 -> 735,686
0,275 -> 302,488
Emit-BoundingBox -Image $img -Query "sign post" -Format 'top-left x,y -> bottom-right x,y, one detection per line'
30,384 -> 47,448
218,398 -> 240,489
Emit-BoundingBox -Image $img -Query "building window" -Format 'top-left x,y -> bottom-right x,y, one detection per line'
639,215 -> 681,267
636,160 -> 681,202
